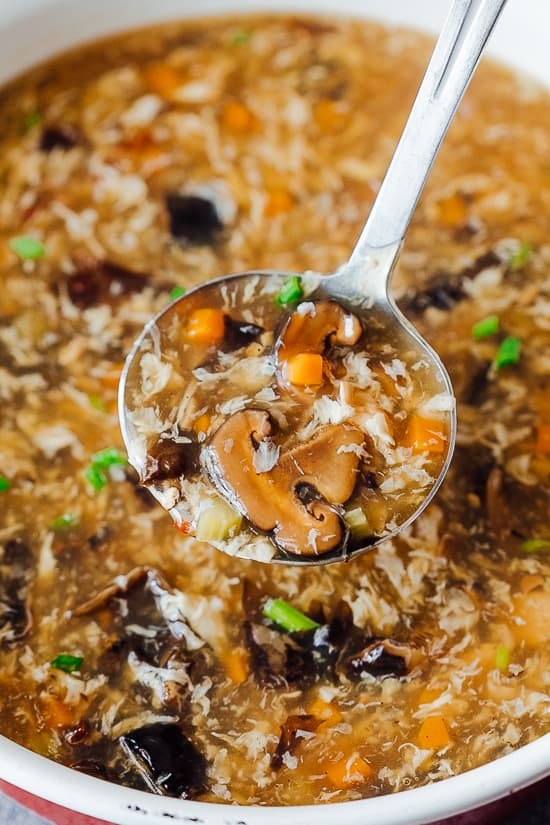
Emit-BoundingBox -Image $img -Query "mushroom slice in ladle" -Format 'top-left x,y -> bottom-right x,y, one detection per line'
202,409 -> 364,558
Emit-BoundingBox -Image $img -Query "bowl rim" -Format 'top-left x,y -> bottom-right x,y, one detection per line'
0,0 -> 549,823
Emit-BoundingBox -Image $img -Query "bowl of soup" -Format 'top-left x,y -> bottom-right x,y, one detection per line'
0,1 -> 549,823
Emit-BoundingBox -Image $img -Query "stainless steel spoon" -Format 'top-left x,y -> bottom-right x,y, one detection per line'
120,0 -> 507,565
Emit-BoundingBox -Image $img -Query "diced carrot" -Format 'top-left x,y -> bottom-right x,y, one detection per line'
417,716 -> 450,750
519,574 -> 545,594
436,192 -> 468,227
326,753 -> 372,787
286,353 -> 324,386
144,63 -> 184,98
417,688 -> 441,707
264,189 -> 294,217
42,699 -> 77,730
315,98 -> 346,131
221,100 -> 255,134
185,308 -> 226,346
193,414 -> 211,435
222,648 -> 249,684
535,424 -> 550,453
405,416 -> 447,453
307,697 -> 343,728
513,590 -> 550,645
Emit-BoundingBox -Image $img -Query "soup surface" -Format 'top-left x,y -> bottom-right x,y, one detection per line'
0,14 -> 549,807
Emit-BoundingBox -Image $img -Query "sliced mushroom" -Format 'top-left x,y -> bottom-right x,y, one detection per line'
344,638 -> 411,679
66,255 -> 149,309
165,193 -> 223,245
203,409 -> 364,556
142,436 -> 201,484
275,300 -> 362,391
271,714 -> 321,769
40,124 -> 82,152
0,538 -> 33,644
243,621 -> 316,687
119,723 -> 208,798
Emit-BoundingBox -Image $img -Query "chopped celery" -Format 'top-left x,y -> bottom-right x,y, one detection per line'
169,286 -> 186,301
344,507 -> 371,539
509,240 -> 532,271
520,539 -> 550,553
472,314 -> 499,340
263,598 -> 320,633
494,336 -> 521,369
51,654 -> 83,673
275,275 -> 303,307
0,475 -> 11,492
196,497 -> 242,541
9,235 -> 45,260
51,513 -> 78,530
495,645 -> 510,671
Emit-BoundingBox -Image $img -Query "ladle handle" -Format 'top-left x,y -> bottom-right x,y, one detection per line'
349,0 -> 507,262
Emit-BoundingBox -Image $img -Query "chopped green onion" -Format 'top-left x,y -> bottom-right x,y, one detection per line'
51,654 -> 83,674
231,31 -> 251,45
494,336 -> 521,370
472,314 -> 499,340
84,464 -> 108,493
263,597 -> 320,633
51,513 -> 78,530
9,236 -> 45,261
0,475 -> 12,492
275,275 -> 303,307
495,645 -> 510,672
520,539 -> 550,553
89,394 -> 107,412
169,286 -> 186,302
23,110 -> 42,132
509,241 -> 532,271
90,447 -> 127,468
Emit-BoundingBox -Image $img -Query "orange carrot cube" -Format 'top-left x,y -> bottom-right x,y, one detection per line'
307,697 -> 343,727
185,308 -> 226,346
417,715 -> 450,749
221,648 -> 249,684
406,415 -> 447,453
222,100 -> 255,134
264,189 -> 294,217
144,63 -> 184,98
286,353 -> 324,386
326,754 -> 372,787
535,424 -> 550,453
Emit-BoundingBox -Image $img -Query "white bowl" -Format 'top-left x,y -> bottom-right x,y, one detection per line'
0,1 -> 549,823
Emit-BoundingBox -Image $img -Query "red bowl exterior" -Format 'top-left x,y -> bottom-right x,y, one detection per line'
1,778 -> 549,825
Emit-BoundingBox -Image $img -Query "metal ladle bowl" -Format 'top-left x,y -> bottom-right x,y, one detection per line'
120,0 -> 507,566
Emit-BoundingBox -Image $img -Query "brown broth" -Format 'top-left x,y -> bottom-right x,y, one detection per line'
0,13 -> 549,807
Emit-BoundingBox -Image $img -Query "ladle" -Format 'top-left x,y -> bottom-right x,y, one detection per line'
120,0 -> 507,565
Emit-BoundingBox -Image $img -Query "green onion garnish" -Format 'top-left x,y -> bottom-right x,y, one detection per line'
51,513 -> 78,530
0,475 -> 11,493
90,447 -> 127,468
495,645 -> 510,672
9,236 -> 45,261
509,241 -> 532,271
89,394 -> 107,412
23,110 -> 42,132
472,314 -> 499,340
520,539 -> 550,553
494,336 -> 521,370
169,286 -> 186,302
275,275 -> 303,307
263,598 -> 320,633
84,448 -> 127,492
84,464 -> 108,493
50,654 -> 83,674
231,31 -> 251,45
